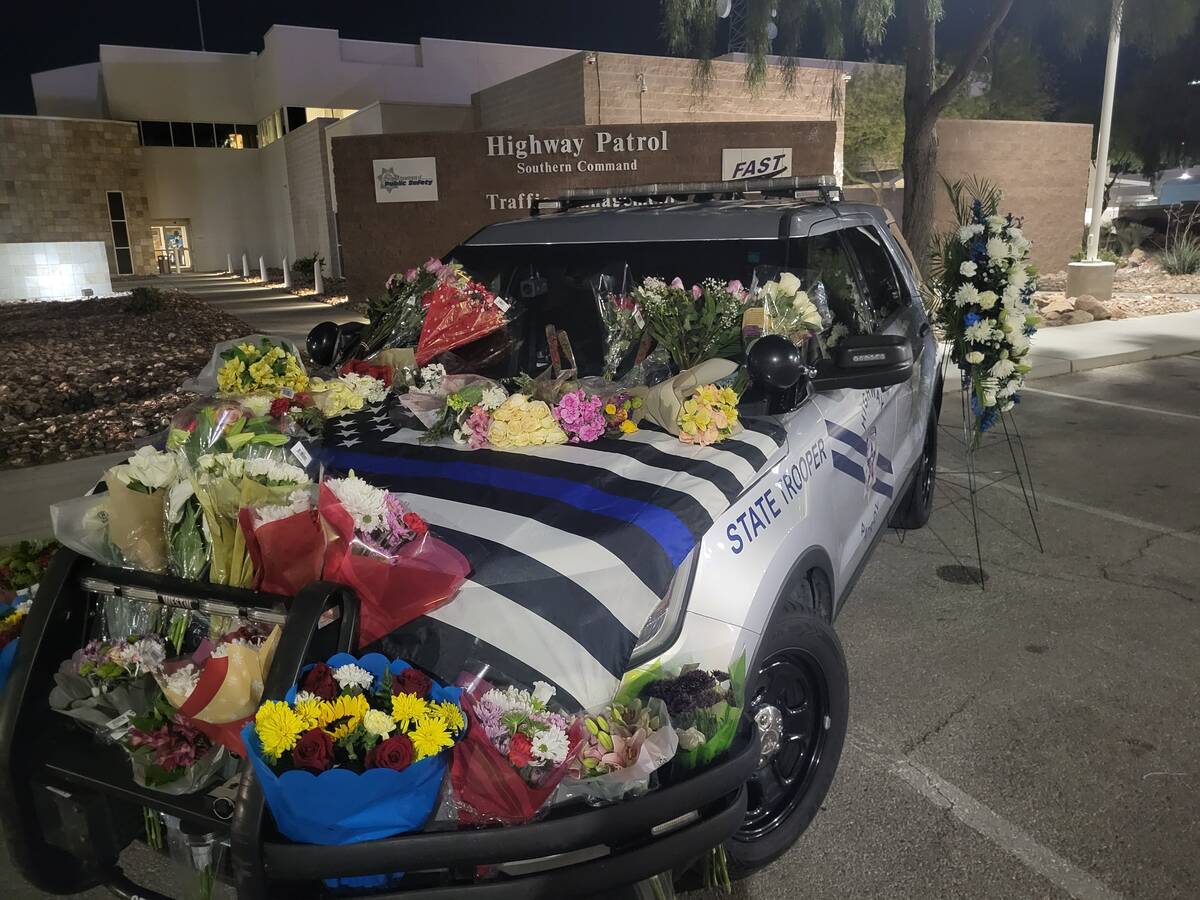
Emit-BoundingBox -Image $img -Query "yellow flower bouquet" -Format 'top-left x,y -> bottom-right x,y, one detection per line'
216,338 -> 309,397
678,383 -> 742,446
488,394 -> 568,450
241,653 -> 465,868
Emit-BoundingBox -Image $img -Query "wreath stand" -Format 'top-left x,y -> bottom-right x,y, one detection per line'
930,352 -> 1044,589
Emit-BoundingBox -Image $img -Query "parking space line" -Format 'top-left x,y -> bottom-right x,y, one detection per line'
849,729 -> 1126,900
1020,387 -> 1200,422
947,476 -> 1200,546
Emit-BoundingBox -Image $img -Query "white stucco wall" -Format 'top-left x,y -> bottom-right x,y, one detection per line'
30,63 -> 106,119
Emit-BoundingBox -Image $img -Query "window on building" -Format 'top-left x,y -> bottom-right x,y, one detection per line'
107,191 -> 133,275
140,121 -> 172,146
286,107 -> 307,132
214,123 -> 236,147
170,122 -> 195,147
236,124 -> 258,149
304,107 -> 357,122
257,109 -> 284,147
193,122 -> 216,148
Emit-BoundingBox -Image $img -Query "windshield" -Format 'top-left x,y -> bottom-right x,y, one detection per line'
447,239 -> 783,378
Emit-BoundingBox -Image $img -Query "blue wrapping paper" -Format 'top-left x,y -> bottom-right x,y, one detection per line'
0,602 -> 20,694
243,653 -> 463,886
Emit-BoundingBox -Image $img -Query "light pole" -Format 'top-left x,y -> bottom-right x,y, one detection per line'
1068,0 -> 1123,302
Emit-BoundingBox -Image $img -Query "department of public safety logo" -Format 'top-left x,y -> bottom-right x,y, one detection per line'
377,167 -> 400,193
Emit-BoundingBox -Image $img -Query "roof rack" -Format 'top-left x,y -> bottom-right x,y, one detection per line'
530,175 -> 842,216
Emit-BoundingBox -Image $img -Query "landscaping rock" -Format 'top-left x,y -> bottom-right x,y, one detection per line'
1072,294 -> 1111,321
1062,309 -> 1095,325
1042,297 -> 1075,316
1127,248 -> 1148,267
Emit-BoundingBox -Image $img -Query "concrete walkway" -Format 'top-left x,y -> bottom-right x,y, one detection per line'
1024,308 -> 1200,378
123,271 -> 363,344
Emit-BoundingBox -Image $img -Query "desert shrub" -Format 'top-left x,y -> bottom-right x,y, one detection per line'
293,252 -> 325,275
123,286 -> 166,314
1162,235 -> 1200,275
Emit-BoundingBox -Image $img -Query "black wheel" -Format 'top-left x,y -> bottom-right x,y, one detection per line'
889,407 -> 938,530
725,609 -> 849,877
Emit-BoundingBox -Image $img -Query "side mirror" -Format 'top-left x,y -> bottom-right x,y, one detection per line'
810,334 -> 912,392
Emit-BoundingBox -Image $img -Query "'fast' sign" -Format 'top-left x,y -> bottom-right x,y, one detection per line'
722,148 -> 793,180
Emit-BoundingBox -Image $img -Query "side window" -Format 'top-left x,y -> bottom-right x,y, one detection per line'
792,233 -> 878,335
842,225 -> 906,321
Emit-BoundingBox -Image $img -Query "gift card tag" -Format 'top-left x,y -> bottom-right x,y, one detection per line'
633,308 -> 645,329
290,442 -> 313,467
494,297 -> 511,313
280,387 -> 295,399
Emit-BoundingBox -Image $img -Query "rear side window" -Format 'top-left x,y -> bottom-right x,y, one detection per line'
841,225 -> 906,322
789,233 -> 878,336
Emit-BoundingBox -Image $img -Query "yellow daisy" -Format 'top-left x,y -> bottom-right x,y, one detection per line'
316,693 -> 369,741
428,700 -> 466,735
255,701 -> 305,761
409,715 -> 454,760
619,419 -> 638,434
391,692 -> 429,730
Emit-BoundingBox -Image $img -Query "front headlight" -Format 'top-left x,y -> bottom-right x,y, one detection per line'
628,550 -> 696,667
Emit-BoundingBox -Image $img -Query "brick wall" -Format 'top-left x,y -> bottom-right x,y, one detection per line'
472,54 -> 587,129
935,119 -> 1093,273
0,115 -> 155,275
473,52 -> 844,179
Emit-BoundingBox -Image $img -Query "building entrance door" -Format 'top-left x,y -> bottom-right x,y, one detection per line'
151,224 -> 192,272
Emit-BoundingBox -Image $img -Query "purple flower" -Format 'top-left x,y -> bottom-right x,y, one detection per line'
669,277 -> 685,290
691,284 -> 702,300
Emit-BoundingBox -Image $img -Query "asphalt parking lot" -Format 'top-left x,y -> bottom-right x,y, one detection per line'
6,356 -> 1199,899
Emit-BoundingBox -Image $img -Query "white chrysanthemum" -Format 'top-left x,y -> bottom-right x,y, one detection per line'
132,638 -> 165,674
976,291 -> 999,310
1008,330 -> 1030,356
294,690 -> 321,705
326,473 -> 388,533
959,261 -> 978,278
986,237 -> 1010,261
987,215 -> 1006,232
242,394 -> 272,417
1008,226 -> 1024,242
531,724 -> 570,764
419,363 -> 447,390
1008,265 -> 1029,292
957,224 -> 982,243
954,283 -> 980,307
162,663 -> 199,698
965,350 -> 985,365
826,322 -> 849,347
244,457 -> 309,486
333,663 -> 375,692
964,321 -> 994,344
991,358 -> 1017,380
363,709 -> 396,737
480,386 -> 507,411
340,372 -> 388,404
532,681 -> 555,707
255,489 -> 313,525
998,378 -> 1022,399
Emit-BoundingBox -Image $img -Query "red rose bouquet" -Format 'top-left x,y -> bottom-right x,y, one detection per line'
242,653 -> 465,886
414,278 -> 509,366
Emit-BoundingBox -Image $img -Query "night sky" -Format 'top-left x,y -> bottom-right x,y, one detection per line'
1,0 -> 1112,121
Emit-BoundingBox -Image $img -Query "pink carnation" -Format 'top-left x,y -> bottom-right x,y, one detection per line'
404,267 -> 419,283
552,390 -> 606,444
465,404 -> 491,450
423,257 -> 443,273
691,284 -> 702,300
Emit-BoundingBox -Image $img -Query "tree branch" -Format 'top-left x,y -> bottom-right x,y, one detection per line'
927,0 -> 1016,117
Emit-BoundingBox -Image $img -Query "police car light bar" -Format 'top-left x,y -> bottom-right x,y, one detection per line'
531,175 -> 841,215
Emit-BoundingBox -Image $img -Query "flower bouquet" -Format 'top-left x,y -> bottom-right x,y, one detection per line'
758,272 -> 824,346
487,394 -> 567,450
558,697 -> 678,805
361,259 -> 466,358
48,636 -> 163,735
414,277 -> 509,366
934,180 -> 1038,439
102,446 -> 179,573
155,624 -> 281,756
621,654 -> 747,773
191,453 -> 312,587
593,271 -> 646,379
419,380 -> 508,447
449,678 -> 582,824
242,653 -> 464,887
319,474 -> 470,648
307,369 -> 390,419
125,692 -> 229,795
639,358 -> 739,439
551,389 -> 607,444
215,337 -> 309,397
634,277 -> 747,371
678,383 -> 741,447
238,488 -> 326,596
601,392 -> 643,437
0,598 -> 32,694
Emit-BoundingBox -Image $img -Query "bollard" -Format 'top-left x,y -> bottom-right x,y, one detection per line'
242,253 -> 250,279
283,257 -> 292,289
226,253 -> 233,274
314,260 -> 324,295
259,256 -> 267,283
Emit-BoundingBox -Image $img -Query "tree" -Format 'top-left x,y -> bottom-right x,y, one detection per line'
662,0 -> 1199,266
843,66 -> 905,198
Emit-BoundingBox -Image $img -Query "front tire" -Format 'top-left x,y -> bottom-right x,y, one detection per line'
725,610 -> 849,877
